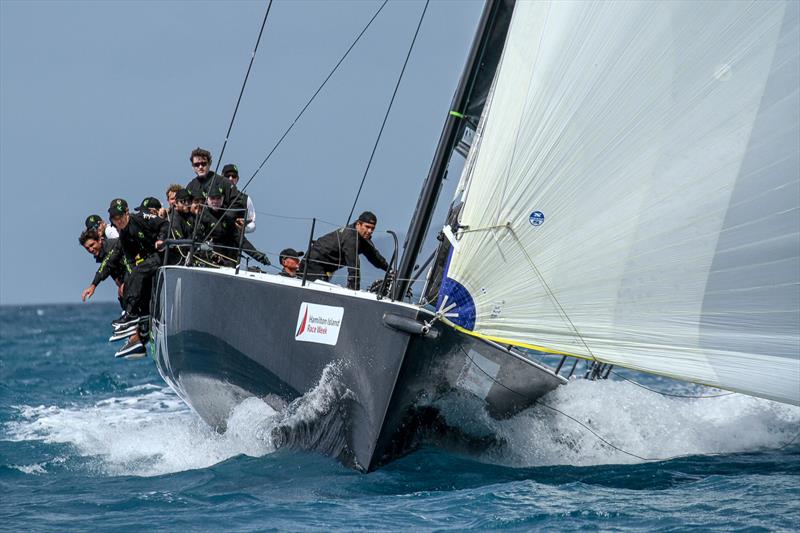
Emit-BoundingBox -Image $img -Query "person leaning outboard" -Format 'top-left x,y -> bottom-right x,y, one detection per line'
303,211 -> 388,290
107,198 -> 168,358
79,228 -> 131,308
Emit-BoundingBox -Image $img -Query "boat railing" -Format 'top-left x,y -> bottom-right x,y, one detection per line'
160,217 -> 405,294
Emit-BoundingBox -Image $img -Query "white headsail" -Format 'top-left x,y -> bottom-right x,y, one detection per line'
439,0 -> 800,404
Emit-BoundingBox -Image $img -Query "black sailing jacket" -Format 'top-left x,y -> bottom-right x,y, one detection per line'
305,223 -> 389,290
117,212 -> 169,265
90,237 -> 132,287
186,172 -> 239,208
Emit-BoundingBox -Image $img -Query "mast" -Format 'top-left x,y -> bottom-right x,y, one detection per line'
393,0 -> 515,301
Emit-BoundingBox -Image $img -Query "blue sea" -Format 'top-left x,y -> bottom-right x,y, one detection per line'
2,303 -> 798,531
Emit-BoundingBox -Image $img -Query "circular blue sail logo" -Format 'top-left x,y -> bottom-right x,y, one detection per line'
529,211 -> 545,226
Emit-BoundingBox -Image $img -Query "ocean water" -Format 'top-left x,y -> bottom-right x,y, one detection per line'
1,303 -> 798,532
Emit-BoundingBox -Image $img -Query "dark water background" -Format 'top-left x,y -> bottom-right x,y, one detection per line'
2,303 -> 798,531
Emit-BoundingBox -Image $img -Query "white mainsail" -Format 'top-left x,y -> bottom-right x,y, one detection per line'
439,0 -> 800,404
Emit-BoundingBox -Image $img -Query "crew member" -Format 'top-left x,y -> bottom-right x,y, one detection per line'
196,189 -> 270,267
165,184 -> 182,216
107,198 -> 168,358
79,228 -> 131,308
163,189 -> 194,265
222,163 -> 256,234
135,197 -> 163,217
303,211 -> 388,290
85,214 -> 119,240
185,147 -> 236,207
278,248 -> 303,278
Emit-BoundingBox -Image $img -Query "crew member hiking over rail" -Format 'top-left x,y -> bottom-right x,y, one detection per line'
107,198 -> 168,359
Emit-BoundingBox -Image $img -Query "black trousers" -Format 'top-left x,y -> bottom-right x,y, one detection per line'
123,254 -> 161,316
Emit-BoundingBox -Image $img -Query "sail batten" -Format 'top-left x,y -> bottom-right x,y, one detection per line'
438,0 -> 800,405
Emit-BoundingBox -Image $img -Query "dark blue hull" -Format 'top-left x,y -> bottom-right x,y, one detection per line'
151,266 -> 565,471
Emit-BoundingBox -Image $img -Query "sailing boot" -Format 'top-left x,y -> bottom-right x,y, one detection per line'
111,311 -> 137,330
110,314 -> 150,341
115,332 -> 146,359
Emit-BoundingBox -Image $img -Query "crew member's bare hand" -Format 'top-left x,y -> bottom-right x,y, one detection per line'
235,218 -> 245,228
155,240 -> 165,250
81,285 -> 96,302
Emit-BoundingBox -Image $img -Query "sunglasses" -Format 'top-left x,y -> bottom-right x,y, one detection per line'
192,161 -> 209,168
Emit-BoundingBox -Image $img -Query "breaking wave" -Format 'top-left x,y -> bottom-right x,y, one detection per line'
5,367 -> 798,477
3,363 -> 355,477
429,378 -> 800,467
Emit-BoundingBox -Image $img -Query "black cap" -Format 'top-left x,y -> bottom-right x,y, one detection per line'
175,188 -> 192,201
108,198 -> 128,218
279,248 -> 304,262
207,185 -> 224,198
357,211 -> 377,225
85,214 -> 103,229
135,197 -> 162,212
221,164 -> 239,177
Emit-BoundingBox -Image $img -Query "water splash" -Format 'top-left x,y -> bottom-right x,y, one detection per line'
432,379 -> 800,467
3,363 -> 355,477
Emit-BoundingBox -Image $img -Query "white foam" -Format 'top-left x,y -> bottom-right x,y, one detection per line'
3,363 -> 351,478
6,372 -> 797,475
436,379 -> 800,467
9,463 -> 47,475
4,387 -> 279,477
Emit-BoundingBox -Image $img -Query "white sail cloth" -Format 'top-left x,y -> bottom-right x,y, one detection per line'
440,0 -> 800,404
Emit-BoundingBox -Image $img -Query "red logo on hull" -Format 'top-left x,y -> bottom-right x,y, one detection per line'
296,305 -> 308,337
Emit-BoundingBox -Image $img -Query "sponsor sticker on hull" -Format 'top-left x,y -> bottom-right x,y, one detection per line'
295,302 -> 344,346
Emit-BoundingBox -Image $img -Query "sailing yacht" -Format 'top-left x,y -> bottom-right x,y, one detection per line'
151,0 -> 800,471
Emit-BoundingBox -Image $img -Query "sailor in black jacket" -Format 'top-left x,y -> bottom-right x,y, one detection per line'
304,211 -> 388,290
79,229 -> 132,307
163,188 -> 195,265
108,198 -> 168,320
195,189 -> 270,267
185,147 -> 237,208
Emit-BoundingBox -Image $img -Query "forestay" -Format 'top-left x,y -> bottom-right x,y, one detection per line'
439,0 -> 800,404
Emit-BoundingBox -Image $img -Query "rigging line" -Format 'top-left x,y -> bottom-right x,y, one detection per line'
214,0 -> 274,176
239,0 -> 389,196
505,225 -> 601,362
196,0 -> 388,248
190,0 -> 274,258
457,344 -> 799,463
345,0 -> 430,225
608,370 -> 735,399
